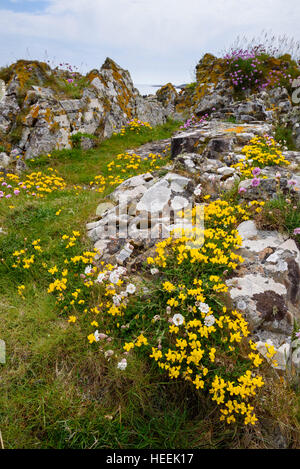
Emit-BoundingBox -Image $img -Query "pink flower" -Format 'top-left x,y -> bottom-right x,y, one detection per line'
294,228 -> 300,235
288,179 -> 297,186
5,194 -> 12,198
98,333 -> 108,340
238,187 -> 246,194
252,167 -> 261,176
251,178 -> 260,187
295,331 -> 300,339
14,189 -> 20,195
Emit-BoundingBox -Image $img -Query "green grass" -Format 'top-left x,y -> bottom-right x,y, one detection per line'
258,194 -> 300,236
26,119 -> 179,186
275,126 -> 297,151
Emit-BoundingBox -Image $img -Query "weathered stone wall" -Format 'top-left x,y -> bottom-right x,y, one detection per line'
0,58 -> 172,161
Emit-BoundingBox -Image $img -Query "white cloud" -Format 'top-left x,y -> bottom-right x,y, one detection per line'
0,0 -> 299,83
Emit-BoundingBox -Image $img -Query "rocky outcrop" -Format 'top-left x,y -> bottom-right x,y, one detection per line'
156,83 -> 178,116
171,120 -> 272,158
0,58 -> 173,160
86,170 -> 195,266
173,53 -> 300,148
227,220 -> 300,372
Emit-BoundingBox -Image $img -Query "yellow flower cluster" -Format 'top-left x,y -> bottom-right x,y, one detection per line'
124,334 -> 148,351
232,135 -> 290,178
107,152 -> 162,178
17,284 -> 25,298
22,169 -> 67,196
12,249 -> 36,270
89,175 -> 106,193
147,301 -> 264,425
141,198 -> 269,425
0,168 -> 67,199
147,200 -> 246,270
214,369 -> 264,425
45,235 -> 104,323
86,151 -> 165,195
115,118 -> 152,136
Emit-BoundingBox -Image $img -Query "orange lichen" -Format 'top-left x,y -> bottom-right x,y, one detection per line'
31,105 -> 40,120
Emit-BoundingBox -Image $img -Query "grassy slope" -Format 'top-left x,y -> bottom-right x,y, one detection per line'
0,119 -> 299,449
0,119 -> 221,450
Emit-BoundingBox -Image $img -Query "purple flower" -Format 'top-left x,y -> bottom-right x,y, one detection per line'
294,228 -> 300,235
14,189 -> 20,195
238,187 -> 246,194
251,178 -> 260,187
5,194 -> 12,198
288,179 -> 297,186
252,167 -> 261,177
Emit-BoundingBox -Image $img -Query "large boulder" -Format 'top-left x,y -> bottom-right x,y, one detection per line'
156,83 -> 178,115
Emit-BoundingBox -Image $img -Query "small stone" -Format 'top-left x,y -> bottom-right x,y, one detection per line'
0,152 -> 10,168
237,220 -> 258,240
96,202 -> 115,217
217,166 -> 235,177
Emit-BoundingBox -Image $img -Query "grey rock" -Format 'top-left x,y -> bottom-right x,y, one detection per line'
0,152 -> 10,168
237,220 -> 258,240
96,202 -> 115,217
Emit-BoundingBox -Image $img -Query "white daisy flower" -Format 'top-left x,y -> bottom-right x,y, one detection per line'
96,272 -> 106,283
117,358 -> 127,370
204,315 -> 216,327
150,268 -> 159,275
194,184 -> 202,196
117,267 -> 127,276
113,294 -> 122,306
199,302 -> 210,314
94,330 -> 100,342
126,283 -> 136,294
109,272 -> 120,284
172,313 -> 184,326
84,265 -> 93,275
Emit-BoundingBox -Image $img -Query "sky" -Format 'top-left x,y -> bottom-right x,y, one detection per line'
0,0 -> 299,86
